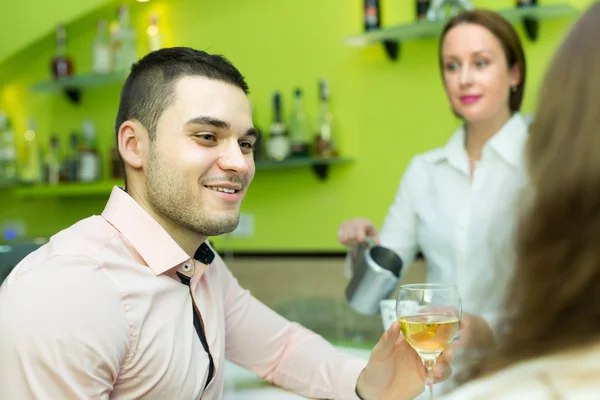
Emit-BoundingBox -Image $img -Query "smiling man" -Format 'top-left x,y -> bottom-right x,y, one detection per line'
0,47 -> 451,400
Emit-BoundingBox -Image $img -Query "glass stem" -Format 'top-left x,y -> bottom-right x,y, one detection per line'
423,358 -> 435,400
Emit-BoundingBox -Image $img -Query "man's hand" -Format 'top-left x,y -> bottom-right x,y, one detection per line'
453,312 -> 494,349
355,321 -> 454,400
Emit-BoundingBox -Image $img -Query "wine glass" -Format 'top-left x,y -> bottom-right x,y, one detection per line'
396,283 -> 462,399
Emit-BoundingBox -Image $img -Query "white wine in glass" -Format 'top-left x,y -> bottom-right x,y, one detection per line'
396,284 -> 461,399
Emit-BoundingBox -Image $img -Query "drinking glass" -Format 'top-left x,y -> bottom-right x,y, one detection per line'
396,283 -> 462,399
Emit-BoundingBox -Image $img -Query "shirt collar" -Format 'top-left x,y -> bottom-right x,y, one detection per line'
443,112 -> 529,169
485,112 -> 529,167
101,186 -> 215,275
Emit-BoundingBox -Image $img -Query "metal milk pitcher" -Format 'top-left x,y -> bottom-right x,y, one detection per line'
345,237 -> 403,315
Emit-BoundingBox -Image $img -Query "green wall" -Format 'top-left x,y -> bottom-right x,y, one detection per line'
0,0 -> 591,250
0,0 -> 111,65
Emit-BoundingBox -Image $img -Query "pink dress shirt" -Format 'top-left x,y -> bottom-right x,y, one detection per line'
0,187 -> 367,399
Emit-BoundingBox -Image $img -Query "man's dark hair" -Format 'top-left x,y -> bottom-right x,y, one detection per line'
115,47 -> 249,184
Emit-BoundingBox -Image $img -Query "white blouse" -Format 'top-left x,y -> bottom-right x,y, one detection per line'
379,113 -> 530,330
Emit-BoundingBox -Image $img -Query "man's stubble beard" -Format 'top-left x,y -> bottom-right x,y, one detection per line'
145,148 -> 241,237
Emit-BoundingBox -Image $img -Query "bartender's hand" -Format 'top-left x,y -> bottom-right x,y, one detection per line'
338,218 -> 380,248
454,312 -> 494,349
356,321 -> 454,400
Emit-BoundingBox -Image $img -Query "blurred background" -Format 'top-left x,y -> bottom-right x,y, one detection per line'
0,0 -> 592,352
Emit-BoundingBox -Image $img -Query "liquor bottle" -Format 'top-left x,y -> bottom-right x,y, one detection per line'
93,19 -> 112,73
266,92 -> 290,161
44,134 -> 61,185
110,147 -> 124,180
78,120 -> 101,182
288,88 -> 310,158
0,112 -> 18,185
147,12 -> 163,53
62,133 -> 81,182
364,0 -> 381,31
21,119 -> 43,184
51,24 -> 74,79
112,5 -> 138,72
313,79 -> 337,158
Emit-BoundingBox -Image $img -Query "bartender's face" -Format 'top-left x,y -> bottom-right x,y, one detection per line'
441,23 -> 520,123
145,76 -> 257,237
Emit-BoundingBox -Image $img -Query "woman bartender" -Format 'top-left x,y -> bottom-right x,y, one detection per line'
339,9 -> 529,350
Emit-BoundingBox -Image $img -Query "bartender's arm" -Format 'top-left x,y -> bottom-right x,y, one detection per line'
220,261 -> 452,400
339,159 -> 422,277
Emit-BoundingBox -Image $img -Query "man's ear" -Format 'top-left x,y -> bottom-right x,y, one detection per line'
118,120 -> 149,171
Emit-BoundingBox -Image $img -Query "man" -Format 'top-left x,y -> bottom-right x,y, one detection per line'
0,47 -> 451,400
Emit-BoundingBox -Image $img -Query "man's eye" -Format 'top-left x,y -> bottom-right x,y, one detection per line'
239,142 -> 255,153
194,133 -> 216,141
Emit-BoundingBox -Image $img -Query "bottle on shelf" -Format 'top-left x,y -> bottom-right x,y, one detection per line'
51,24 -> 74,79
266,92 -> 290,161
147,12 -> 163,53
112,5 -> 138,72
288,88 -> 310,158
426,0 -> 473,21
44,134 -> 61,185
0,112 -> 18,185
364,0 -> 381,31
313,79 -> 338,158
21,118 -> 43,184
110,147 -> 124,180
79,120 -> 101,182
93,19 -> 112,74
517,0 -> 537,6
62,132 -> 81,182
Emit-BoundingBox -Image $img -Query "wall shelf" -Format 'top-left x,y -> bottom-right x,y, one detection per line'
256,156 -> 353,180
344,4 -> 578,61
12,180 -> 123,199
29,71 -> 128,103
10,157 -> 353,198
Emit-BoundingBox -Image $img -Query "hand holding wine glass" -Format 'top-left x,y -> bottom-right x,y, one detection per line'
396,284 -> 462,399
355,320 -> 454,400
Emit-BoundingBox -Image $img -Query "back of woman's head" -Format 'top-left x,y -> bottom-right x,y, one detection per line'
470,1 -> 600,378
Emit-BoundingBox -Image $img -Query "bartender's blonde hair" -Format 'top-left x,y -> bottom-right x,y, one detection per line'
466,1 -> 600,380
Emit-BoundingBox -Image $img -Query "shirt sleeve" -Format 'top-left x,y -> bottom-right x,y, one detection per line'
0,256 -> 130,400
344,158 -> 422,280
220,263 -> 368,400
378,157 -> 422,278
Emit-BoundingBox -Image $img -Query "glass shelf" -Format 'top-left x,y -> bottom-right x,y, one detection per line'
12,180 -> 123,198
255,156 -> 352,170
29,71 -> 128,93
10,157 -> 353,197
256,156 -> 353,180
344,4 -> 578,47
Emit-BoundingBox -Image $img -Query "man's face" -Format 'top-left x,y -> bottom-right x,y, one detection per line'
145,76 -> 257,237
